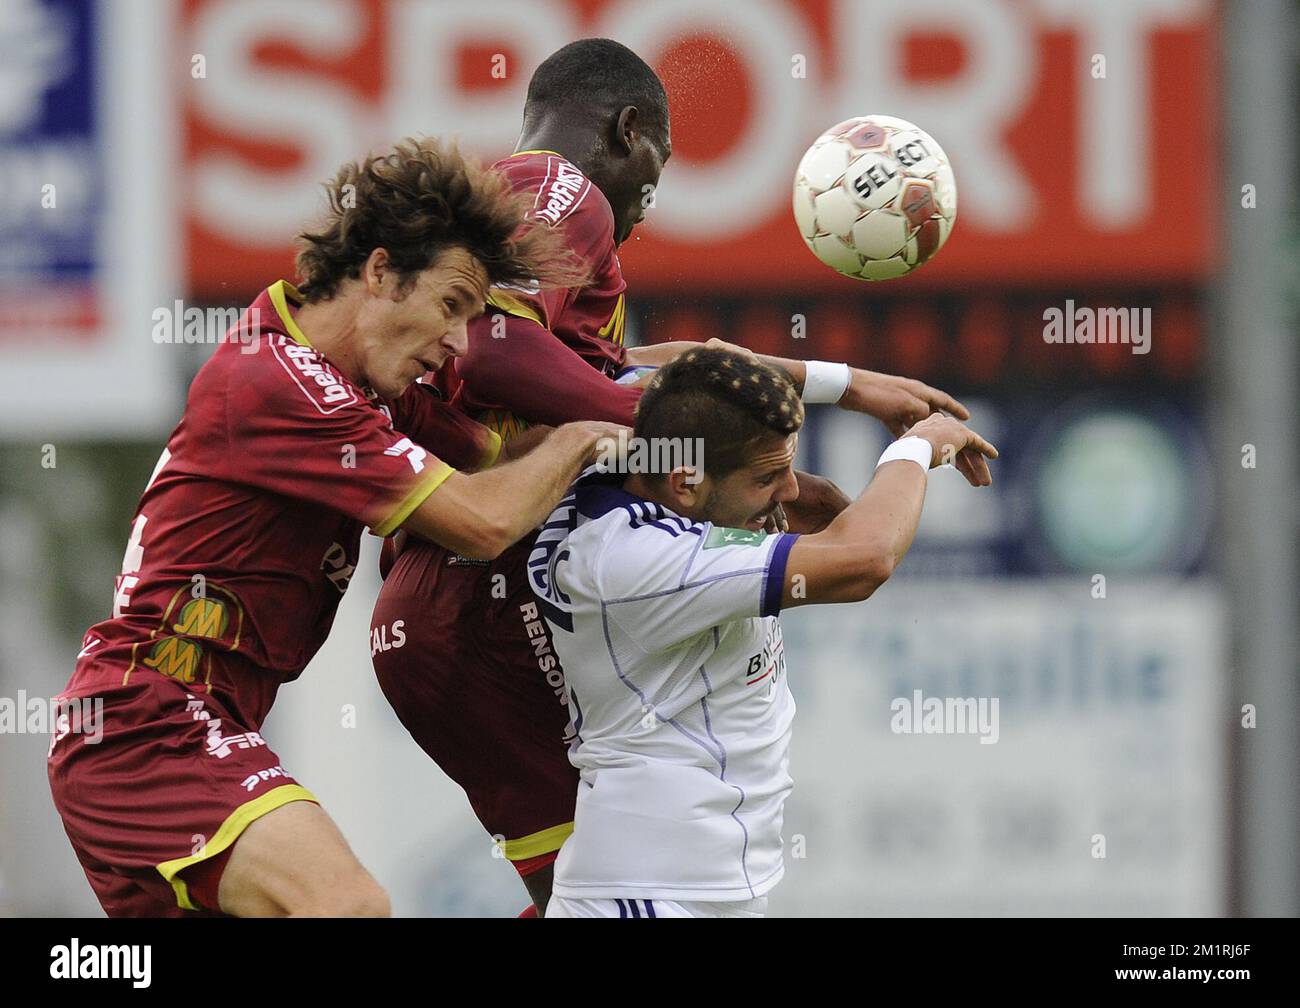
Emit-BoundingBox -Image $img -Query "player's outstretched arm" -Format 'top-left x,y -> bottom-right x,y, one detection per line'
622,340 -> 724,368
459,313 -> 641,426
685,337 -> 971,443
402,421 -> 626,560
782,414 -> 998,608
733,342 -> 987,484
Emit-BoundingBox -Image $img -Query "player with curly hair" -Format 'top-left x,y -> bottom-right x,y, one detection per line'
48,137 -> 623,917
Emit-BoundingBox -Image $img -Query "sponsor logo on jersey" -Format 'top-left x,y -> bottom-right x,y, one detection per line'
704,527 -> 768,549
598,292 -> 626,346
475,407 -> 532,443
534,158 -> 589,226
321,541 -> 355,593
206,724 -> 267,759
271,339 -> 358,414
526,510 -> 575,632
174,597 -> 228,638
519,600 -> 576,744
370,619 -> 406,655
143,636 -> 204,684
142,596 -> 232,684
745,621 -> 787,700
241,764 -> 290,792
383,436 -> 427,473
183,693 -> 268,759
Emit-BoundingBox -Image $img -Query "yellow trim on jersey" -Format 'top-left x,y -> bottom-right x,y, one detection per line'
512,149 -> 562,157
501,821 -> 574,860
156,783 -> 318,911
371,460 -> 455,538
598,293 -> 626,347
480,428 -> 503,470
267,280 -> 312,347
486,290 -> 544,327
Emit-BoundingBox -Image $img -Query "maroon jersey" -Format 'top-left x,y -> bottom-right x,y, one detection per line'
447,150 -> 631,435
372,153 -> 643,867
72,280 -> 498,727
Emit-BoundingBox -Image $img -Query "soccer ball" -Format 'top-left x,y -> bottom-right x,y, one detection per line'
792,115 -> 956,281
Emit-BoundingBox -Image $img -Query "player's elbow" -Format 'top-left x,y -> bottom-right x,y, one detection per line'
845,552 -> 896,602
798,535 -> 898,604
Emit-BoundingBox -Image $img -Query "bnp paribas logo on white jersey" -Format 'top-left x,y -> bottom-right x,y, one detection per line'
890,689 -> 999,745
704,527 -> 766,549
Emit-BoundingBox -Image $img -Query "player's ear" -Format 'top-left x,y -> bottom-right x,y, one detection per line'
363,248 -> 392,296
613,106 -> 639,155
667,466 -> 703,508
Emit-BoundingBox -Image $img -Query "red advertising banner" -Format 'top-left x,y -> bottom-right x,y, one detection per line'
182,0 -> 1215,297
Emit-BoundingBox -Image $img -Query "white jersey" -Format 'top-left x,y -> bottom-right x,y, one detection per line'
528,469 -> 799,901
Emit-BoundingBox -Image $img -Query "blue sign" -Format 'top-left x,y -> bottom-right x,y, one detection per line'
0,0 -> 101,285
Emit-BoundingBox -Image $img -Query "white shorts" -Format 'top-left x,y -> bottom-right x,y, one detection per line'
547,896 -> 768,919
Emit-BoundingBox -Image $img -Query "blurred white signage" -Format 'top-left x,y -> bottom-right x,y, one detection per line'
772,579 -> 1225,916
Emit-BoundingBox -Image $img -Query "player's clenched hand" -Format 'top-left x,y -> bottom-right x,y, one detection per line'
840,369 -> 971,437
762,504 -> 789,534
782,471 -> 851,533
556,421 -> 632,465
500,424 -> 553,461
904,413 -> 999,487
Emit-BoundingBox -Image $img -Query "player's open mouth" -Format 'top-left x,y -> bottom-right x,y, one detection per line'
418,359 -> 437,373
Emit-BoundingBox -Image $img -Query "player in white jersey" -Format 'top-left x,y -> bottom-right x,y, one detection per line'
527,347 -> 998,918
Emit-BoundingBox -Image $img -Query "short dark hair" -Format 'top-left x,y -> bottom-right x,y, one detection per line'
295,136 -> 588,302
634,348 -> 804,478
525,38 -> 669,132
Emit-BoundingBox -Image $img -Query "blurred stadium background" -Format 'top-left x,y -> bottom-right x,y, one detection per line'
1,0 -> 1295,917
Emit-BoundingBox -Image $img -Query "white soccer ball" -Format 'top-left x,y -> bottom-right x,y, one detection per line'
792,115 -> 956,281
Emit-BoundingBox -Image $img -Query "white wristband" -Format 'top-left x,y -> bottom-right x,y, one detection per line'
801,360 -> 851,404
876,435 -> 932,474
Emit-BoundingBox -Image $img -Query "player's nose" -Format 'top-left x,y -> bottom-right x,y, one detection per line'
444,318 -> 469,358
775,470 -> 800,503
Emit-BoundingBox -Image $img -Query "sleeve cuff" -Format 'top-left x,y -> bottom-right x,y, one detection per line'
371,461 -> 454,537
761,532 -> 800,617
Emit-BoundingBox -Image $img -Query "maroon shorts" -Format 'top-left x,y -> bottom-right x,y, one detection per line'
371,538 -> 577,873
47,663 -> 316,916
